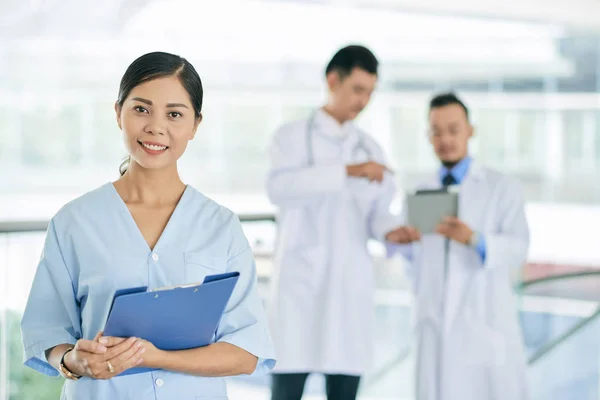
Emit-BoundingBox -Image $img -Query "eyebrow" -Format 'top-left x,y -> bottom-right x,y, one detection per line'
131,97 -> 189,109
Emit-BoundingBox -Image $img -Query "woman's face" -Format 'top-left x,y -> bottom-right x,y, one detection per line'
115,75 -> 201,172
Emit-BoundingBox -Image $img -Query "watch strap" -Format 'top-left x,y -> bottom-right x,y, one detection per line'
58,347 -> 81,380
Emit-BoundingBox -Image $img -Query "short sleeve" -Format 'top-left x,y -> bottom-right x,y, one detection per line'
214,218 -> 276,376
20,219 -> 81,377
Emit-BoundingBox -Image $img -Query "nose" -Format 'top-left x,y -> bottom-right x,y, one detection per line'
145,114 -> 166,136
437,131 -> 453,143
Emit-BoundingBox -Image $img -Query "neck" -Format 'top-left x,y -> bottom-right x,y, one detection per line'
442,161 -> 459,169
116,162 -> 185,206
322,104 -> 347,125
442,156 -> 467,170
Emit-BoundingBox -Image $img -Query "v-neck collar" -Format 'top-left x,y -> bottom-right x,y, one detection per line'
315,108 -> 354,140
105,182 -> 192,253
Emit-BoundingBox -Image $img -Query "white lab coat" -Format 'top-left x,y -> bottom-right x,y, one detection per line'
266,110 -> 398,375
396,161 -> 530,400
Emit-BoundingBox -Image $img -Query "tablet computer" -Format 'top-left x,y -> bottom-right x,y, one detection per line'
406,189 -> 458,234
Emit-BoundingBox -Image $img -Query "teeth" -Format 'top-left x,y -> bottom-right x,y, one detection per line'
142,143 -> 167,151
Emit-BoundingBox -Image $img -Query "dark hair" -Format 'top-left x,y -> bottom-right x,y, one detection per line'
325,45 -> 378,79
117,51 -> 204,176
429,92 -> 469,120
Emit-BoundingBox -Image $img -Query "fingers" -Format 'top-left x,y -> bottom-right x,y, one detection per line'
406,227 -> 421,241
350,162 -> 392,182
368,168 -> 385,182
370,173 -> 384,183
108,339 -> 145,374
97,335 -> 128,348
397,230 -> 411,243
104,336 -> 138,360
436,221 -> 457,240
438,216 -> 462,234
84,337 -> 140,379
75,339 -> 107,355
362,162 -> 389,183
442,216 -> 460,225
387,227 -> 421,244
436,223 -> 448,235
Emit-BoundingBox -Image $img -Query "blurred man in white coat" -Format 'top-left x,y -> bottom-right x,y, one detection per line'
266,45 -> 401,400
386,92 -> 530,400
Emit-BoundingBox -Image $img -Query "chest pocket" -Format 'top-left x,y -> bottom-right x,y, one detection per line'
184,253 -> 227,284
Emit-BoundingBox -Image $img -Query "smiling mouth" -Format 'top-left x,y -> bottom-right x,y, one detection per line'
138,141 -> 169,151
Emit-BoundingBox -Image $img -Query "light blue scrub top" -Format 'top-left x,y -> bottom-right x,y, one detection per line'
21,183 -> 276,400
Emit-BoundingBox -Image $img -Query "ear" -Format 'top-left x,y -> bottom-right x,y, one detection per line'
326,71 -> 340,91
190,113 -> 203,140
467,122 -> 474,139
114,101 -> 122,130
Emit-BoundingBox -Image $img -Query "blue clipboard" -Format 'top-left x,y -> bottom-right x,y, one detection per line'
103,271 -> 240,376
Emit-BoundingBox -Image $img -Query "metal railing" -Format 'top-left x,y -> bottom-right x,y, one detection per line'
0,213 -> 276,234
517,271 -> 600,365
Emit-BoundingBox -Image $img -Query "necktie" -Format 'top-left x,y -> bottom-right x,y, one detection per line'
442,173 -> 457,187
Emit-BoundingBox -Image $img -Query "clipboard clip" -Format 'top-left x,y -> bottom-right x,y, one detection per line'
151,282 -> 203,292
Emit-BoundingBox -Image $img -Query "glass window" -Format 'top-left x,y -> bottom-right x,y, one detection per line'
21,104 -> 82,167
516,110 -> 545,171
89,102 -> 125,166
389,107 -> 429,169
473,109 -> 508,167
0,108 -> 17,168
595,112 -> 600,165
219,104 -> 273,192
563,111 -> 586,168
282,106 -> 311,122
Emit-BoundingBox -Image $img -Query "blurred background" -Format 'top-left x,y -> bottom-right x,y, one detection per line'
1,0 -> 600,399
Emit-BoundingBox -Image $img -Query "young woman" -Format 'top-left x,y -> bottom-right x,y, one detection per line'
21,51 -> 275,399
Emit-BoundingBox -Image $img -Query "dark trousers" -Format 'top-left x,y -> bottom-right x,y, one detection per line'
271,373 -> 361,400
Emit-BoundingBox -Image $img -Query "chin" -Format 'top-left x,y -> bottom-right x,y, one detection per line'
133,157 -> 173,172
439,155 -> 460,164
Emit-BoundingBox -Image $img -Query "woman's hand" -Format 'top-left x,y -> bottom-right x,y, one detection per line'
64,333 -> 145,379
137,339 -> 165,369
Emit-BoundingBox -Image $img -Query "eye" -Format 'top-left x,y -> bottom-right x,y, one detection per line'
168,112 -> 182,119
134,106 -> 148,114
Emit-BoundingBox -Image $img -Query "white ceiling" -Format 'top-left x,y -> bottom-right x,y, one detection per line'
117,0 -> 574,81
0,0 -> 592,82
351,0 -> 600,33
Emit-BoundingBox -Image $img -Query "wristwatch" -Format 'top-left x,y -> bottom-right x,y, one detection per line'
58,347 -> 81,380
467,231 -> 481,249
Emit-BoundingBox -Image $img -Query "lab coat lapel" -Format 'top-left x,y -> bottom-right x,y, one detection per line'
312,115 -> 361,164
445,160 -> 490,330
458,160 -> 487,227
